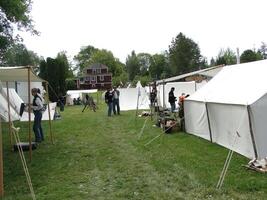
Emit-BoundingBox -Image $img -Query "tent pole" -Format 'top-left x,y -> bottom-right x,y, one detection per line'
45,83 -> 54,144
247,105 -> 258,159
135,89 -> 140,120
6,82 -> 13,149
162,80 -> 166,131
27,67 -> 32,162
205,102 -> 213,143
149,84 -> 152,121
0,116 -> 4,197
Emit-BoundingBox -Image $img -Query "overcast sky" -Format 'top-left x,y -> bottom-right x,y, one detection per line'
20,0 -> 267,63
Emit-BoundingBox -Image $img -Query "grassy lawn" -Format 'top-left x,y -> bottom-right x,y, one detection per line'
1,99 -> 267,199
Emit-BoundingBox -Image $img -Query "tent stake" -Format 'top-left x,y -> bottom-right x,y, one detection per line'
216,150 -> 234,189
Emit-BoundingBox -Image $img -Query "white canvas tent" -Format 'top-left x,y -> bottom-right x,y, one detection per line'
119,87 -> 150,111
0,87 -> 21,122
66,89 -> 97,105
184,59 -> 267,160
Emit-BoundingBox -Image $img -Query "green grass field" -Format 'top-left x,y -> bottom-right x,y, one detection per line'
1,100 -> 267,199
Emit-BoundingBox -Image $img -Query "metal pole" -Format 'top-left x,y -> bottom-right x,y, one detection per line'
45,83 -> 54,144
27,67 -> 32,161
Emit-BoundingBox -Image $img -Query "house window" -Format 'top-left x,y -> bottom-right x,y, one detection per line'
97,69 -> 101,74
91,76 -> 96,81
92,69 -> 96,74
92,84 -> 96,88
100,75 -> 104,81
86,77 -> 90,81
101,83 -> 105,87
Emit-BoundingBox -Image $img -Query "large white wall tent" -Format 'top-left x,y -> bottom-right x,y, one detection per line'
66,89 -> 98,105
184,59 -> 267,160
119,87 -> 150,111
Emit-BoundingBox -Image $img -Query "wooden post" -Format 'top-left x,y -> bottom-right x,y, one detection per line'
6,82 -> 13,149
27,67 -> 32,161
135,88 -> 140,119
45,83 -> 54,144
0,116 -> 4,197
149,84 -> 152,121
205,102 -> 213,143
247,105 -> 258,159
162,81 -> 166,131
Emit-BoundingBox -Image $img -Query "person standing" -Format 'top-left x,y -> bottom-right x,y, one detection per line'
168,87 -> 176,112
113,87 -> 120,115
105,88 -> 114,116
31,88 -> 44,143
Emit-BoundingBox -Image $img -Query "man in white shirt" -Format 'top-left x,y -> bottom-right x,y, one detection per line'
113,87 -> 120,115
31,88 -> 44,143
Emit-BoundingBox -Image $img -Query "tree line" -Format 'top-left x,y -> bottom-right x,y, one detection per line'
1,0 -> 267,99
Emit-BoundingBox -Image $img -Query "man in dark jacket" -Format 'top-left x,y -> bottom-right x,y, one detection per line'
168,87 -> 176,112
105,88 -> 114,116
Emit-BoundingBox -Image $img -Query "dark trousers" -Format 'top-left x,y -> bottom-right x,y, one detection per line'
107,102 -> 113,116
33,111 -> 44,142
113,99 -> 120,115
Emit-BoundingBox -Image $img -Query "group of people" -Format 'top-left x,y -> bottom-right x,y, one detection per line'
168,87 -> 189,114
104,87 -> 120,116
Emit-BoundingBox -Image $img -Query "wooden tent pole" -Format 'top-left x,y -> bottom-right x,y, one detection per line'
45,83 -> 54,144
6,82 -> 13,149
247,105 -> 258,159
27,67 -> 32,162
162,80 -> 166,131
149,84 -> 152,121
205,102 -> 213,143
0,117 -> 4,197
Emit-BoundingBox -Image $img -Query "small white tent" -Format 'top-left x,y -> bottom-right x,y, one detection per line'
184,59 -> 267,159
66,89 -> 97,105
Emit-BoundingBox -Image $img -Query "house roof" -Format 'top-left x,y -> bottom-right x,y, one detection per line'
83,63 -> 108,70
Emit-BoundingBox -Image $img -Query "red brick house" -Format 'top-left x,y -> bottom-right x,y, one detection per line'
78,63 -> 112,90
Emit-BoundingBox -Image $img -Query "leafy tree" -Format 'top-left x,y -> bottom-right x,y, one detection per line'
258,42 -> 267,59
137,53 -> 151,76
112,71 -> 128,87
149,53 -> 169,80
240,49 -> 262,63
0,0 -> 38,57
74,46 -> 125,77
0,43 -> 40,68
215,48 -> 236,65
39,55 -> 70,101
168,32 -> 202,75
74,45 -> 98,70
126,51 -> 140,81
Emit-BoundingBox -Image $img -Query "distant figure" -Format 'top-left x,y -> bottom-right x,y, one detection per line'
168,87 -> 177,112
150,88 -> 157,106
31,88 -> 45,143
105,88 -> 114,116
113,87 -> 120,115
178,93 -> 186,131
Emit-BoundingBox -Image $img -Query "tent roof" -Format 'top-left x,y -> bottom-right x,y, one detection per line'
0,66 -> 45,82
187,59 -> 267,105
156,65 -> 224,84
67,89 -> 98,95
